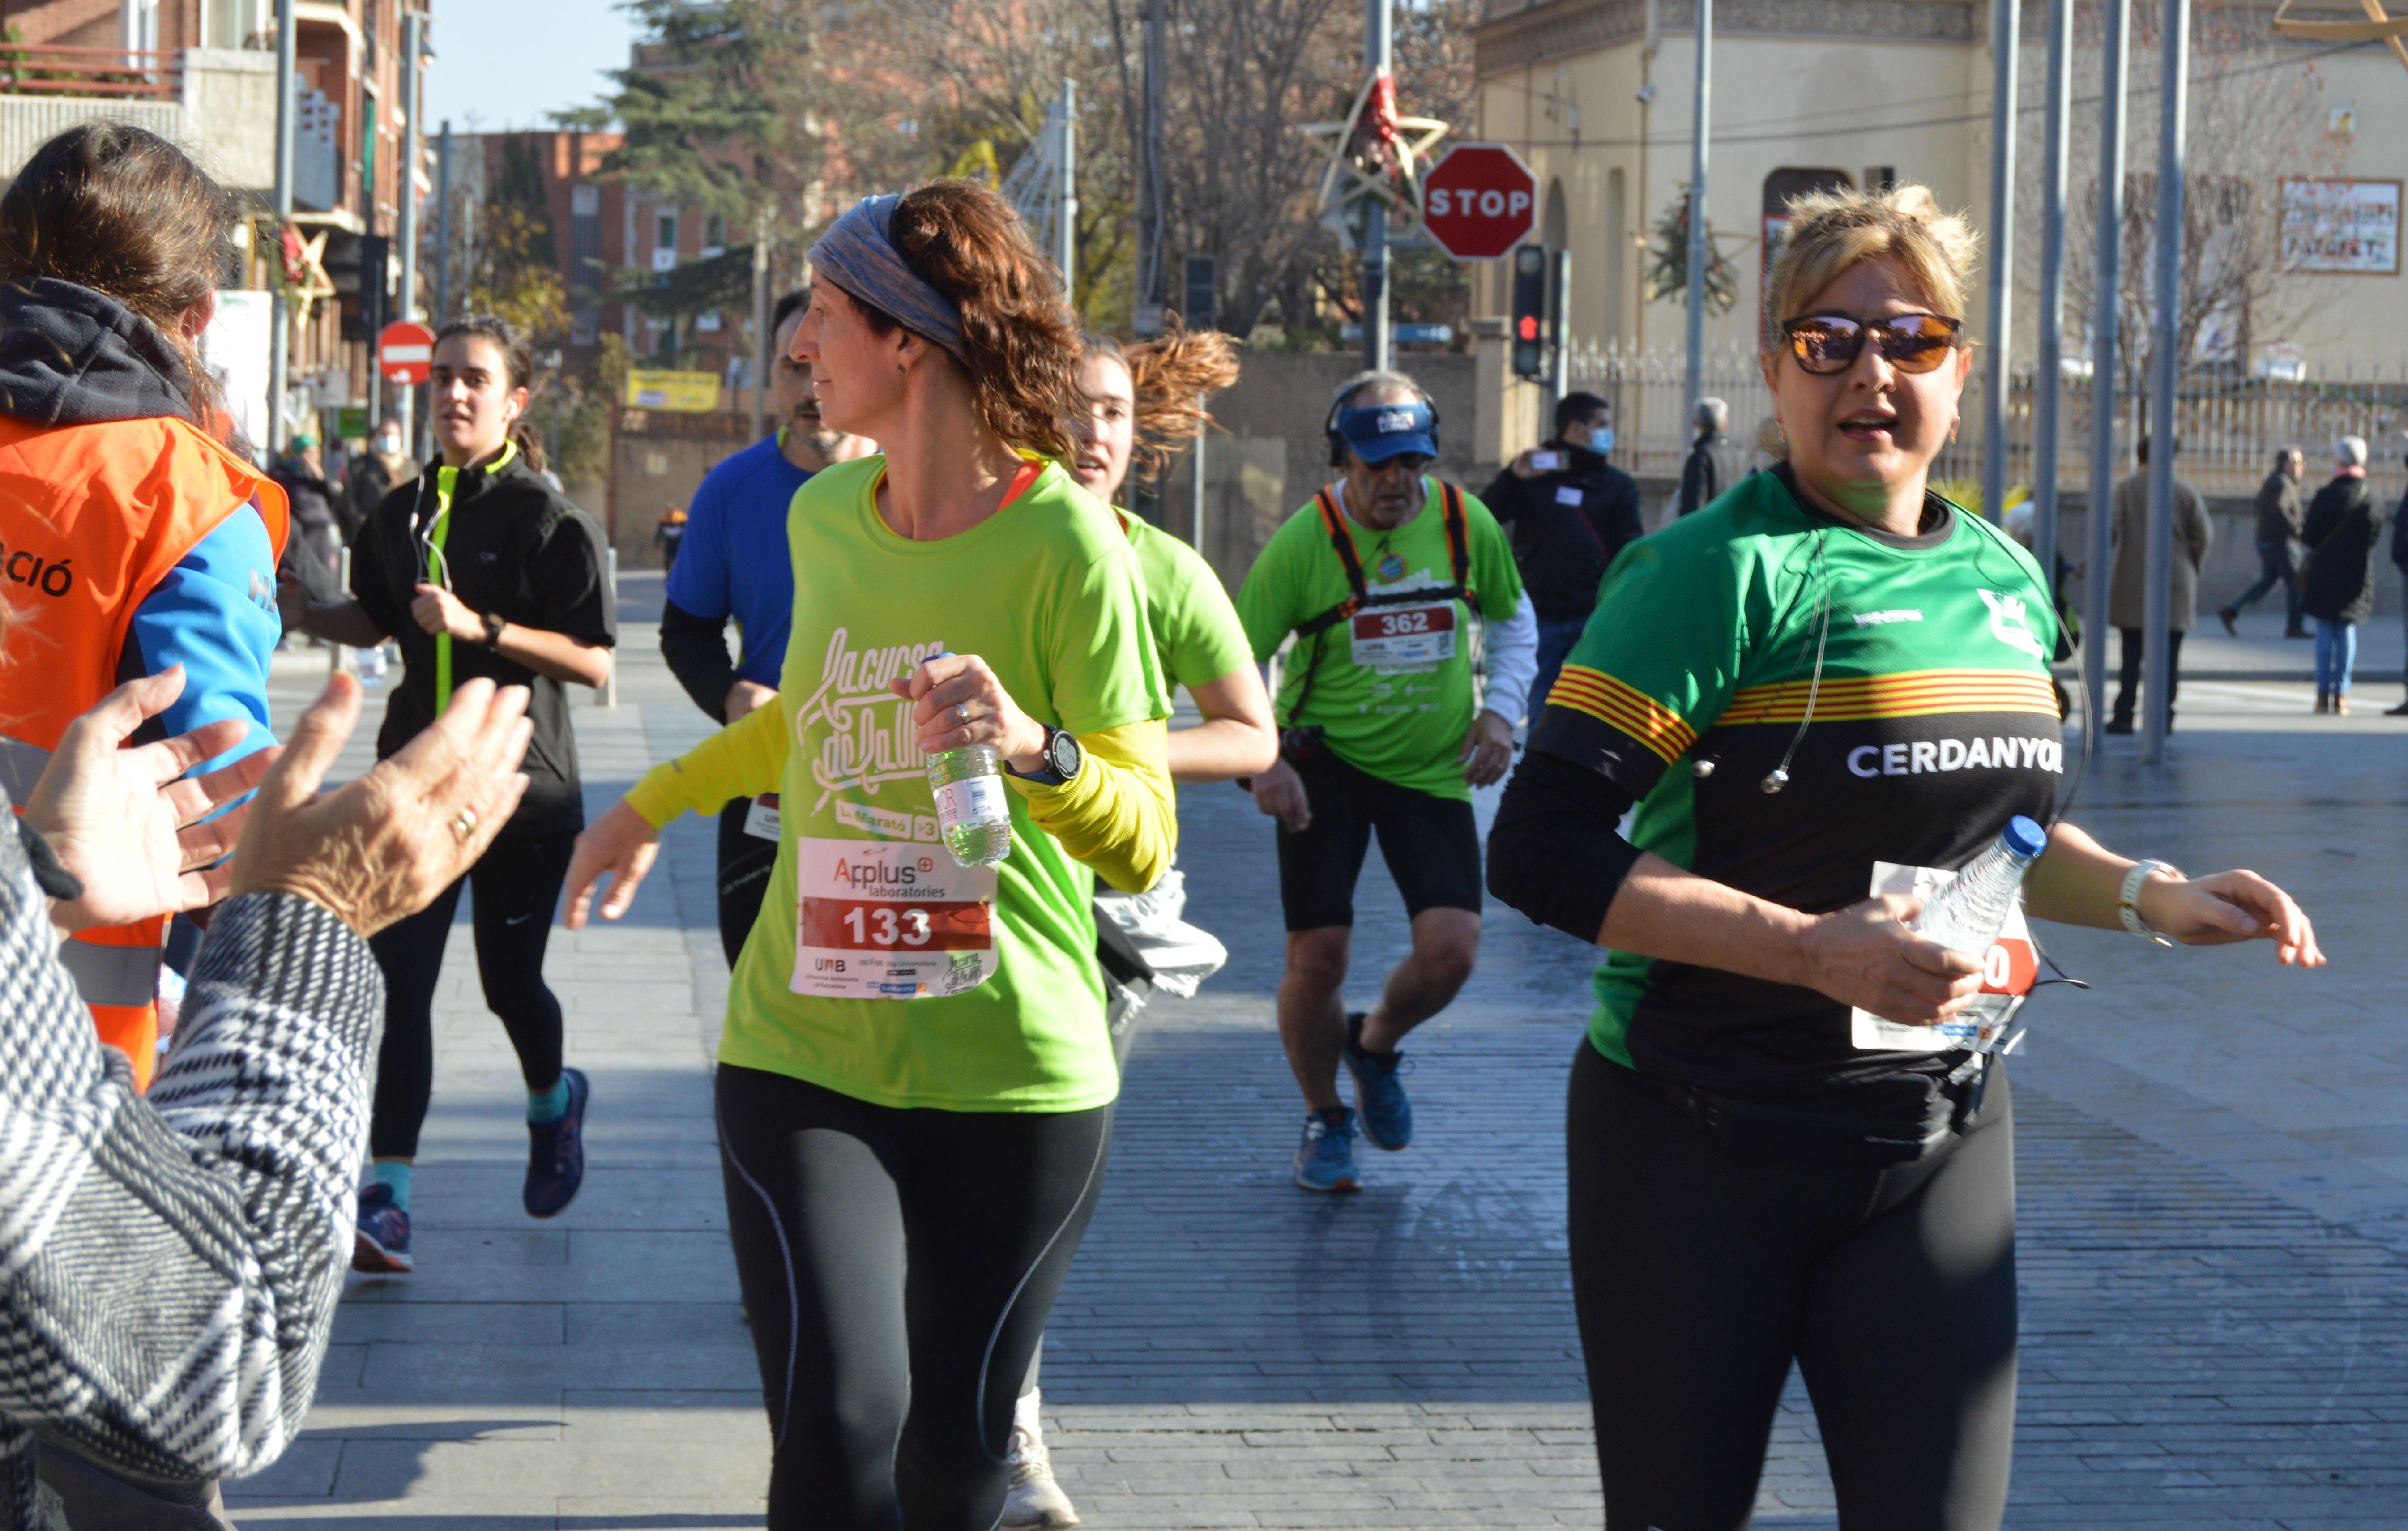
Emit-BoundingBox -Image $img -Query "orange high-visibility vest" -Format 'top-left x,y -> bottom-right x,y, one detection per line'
0,412 -> 288,1090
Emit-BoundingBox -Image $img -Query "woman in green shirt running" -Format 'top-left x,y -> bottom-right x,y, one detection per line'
1490,183 -> 2323,1529
562,183 -> 1176,1530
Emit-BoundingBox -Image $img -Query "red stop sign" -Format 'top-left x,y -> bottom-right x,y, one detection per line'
378,320 -> 436,385
1421,143 -> 1538,261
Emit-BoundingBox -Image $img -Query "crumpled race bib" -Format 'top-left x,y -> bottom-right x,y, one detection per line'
791,837 -> 998,1000
1850,859 -> 2036,1055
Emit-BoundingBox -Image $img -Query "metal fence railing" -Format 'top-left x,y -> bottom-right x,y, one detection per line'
1563,338 -> 2408,505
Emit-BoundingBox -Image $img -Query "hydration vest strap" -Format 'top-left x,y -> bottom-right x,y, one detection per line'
1283,482 -> 1480,730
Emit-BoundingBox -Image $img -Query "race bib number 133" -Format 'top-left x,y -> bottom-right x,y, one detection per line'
791,837 -> 998,1000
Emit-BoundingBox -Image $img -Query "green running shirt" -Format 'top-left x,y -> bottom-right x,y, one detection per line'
1527,465 -> 2064,1120
1236,479 -> 1524,801
1120,511 -> 1253,690
721,455 -> 1169,1113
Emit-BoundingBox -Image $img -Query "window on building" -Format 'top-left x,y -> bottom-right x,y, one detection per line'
702,213 -> 726,257
570,184 -> 602,345
653,210 -> 679,273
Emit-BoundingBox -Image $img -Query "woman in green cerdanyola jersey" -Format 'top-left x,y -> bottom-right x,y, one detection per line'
1489,182 -> 2323,1529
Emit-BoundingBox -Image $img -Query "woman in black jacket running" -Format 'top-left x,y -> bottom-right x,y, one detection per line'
283,314 -> 616,1274
1488,182 -> 2323,1531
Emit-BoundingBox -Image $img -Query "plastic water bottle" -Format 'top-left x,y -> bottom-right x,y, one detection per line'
926,744 -> 1012,866
1913,815 -> 2047,958
918,653 -> 1012,867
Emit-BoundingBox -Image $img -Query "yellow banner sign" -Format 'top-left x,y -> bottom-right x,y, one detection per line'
623,369 -> 722,413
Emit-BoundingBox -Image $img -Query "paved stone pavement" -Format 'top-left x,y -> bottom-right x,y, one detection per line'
222,576 -> 2408,1527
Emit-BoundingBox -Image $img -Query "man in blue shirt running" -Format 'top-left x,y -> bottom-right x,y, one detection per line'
659,289 -> 873,964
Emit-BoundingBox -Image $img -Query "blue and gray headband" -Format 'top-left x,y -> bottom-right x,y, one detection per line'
806,195 -> 966,364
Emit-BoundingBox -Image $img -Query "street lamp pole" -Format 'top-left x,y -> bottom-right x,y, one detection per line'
2032,0 -> 2071,593
1362,0 -> 1392,371
397,12 -> 421,457
2084,0 -> 2132,754
2142,0 -> 2189,765
268,0 -> 295,458
1980,0 -> 2019,526
1682,0 -> 1711,418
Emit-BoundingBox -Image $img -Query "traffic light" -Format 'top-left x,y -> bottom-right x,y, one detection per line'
1510,244 -> 1547,380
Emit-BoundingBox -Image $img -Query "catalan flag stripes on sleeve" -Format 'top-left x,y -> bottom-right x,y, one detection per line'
1544,664 -> 1699,765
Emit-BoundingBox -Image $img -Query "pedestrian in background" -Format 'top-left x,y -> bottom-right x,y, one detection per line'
270,430 -> 344,606
344,414 -> 417,540
2105,435 -> 2211,734
1677,395 -> 1750,516
2219,445 -> 2307,637
654,504 -> 687,574
1480,389 -> 1645,720
2299,434 -> 2387,716
2388,451 -> 2408,716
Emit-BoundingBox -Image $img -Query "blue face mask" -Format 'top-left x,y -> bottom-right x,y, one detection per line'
1592,426 -> 1614,454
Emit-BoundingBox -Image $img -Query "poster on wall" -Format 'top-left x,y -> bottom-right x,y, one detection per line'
2280,178 -> 2402,275
201,290 -> 273,463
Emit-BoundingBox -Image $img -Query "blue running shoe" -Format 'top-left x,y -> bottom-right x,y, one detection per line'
352,1183 -> 413,1274
1294,1109 -> 1361,1193
523,1067 -> 590,1218
1342,1012 -> 1413,1151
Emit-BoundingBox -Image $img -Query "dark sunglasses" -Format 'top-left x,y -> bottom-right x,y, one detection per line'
1780,312 -> 1963,376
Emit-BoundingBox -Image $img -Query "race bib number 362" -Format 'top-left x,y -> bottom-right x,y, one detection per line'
1850,859 -> 2037,1055
791,837 -> 998,1000
1350,601 -> 1456,669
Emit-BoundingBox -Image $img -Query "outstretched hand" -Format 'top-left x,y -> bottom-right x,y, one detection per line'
2135,868 -> 2324,967
562,800 -> 663,929
230,674 -> 532,936
24,666 -> 278,933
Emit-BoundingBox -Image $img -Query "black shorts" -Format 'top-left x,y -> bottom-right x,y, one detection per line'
1275,746 -> 1482,931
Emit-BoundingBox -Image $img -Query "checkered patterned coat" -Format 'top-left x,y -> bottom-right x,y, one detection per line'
0,796 -> 382,1524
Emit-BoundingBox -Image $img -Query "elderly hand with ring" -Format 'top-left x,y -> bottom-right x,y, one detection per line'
888,652 -> 1049,774
228,674 -> 534,935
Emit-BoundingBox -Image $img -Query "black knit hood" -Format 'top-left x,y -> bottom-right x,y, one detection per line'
0,276 -> 195,428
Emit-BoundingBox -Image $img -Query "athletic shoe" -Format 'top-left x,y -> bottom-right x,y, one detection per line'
523,1067 -> 590,1219
1294,1109 -> 1361,1193
1002,1389 -> 1080,1527
352,1184 -> 413,1274
2284,628 -> 2312,639
2386,699 -> 2408,716
1342,1012 -> 1413,1151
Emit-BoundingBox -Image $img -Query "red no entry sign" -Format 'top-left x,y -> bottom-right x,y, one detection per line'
1421,143 -> 1538,262
378,320 -> 435,385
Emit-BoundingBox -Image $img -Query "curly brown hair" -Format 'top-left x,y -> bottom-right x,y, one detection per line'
849,179 -> 1084,459
1085,316 -> 1242,489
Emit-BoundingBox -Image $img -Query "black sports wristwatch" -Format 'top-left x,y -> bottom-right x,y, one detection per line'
1004,725 -> 1083,786
481,611 -> 507,649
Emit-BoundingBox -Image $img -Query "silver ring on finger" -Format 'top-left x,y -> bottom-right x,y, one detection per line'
449,807 -> 479,844
955,702 -> 970,726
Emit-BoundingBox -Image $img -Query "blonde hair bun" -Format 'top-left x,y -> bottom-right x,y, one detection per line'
1763,182 -> 1978,347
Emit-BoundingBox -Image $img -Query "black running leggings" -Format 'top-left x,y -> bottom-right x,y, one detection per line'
715,1063 -> 1113,1530
1567,1042 -> 2019,1531
367,829 -> 576,1160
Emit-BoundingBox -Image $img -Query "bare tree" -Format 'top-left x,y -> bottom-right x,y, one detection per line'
2023,0 -> 2343,391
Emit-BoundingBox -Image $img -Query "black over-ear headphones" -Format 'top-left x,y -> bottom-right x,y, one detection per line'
1324,378 -> 1444,468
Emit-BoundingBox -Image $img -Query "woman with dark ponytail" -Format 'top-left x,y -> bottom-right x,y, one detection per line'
284,312 -> 617,1275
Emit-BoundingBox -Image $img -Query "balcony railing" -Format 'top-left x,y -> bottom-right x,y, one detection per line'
0,45 -> 180,101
